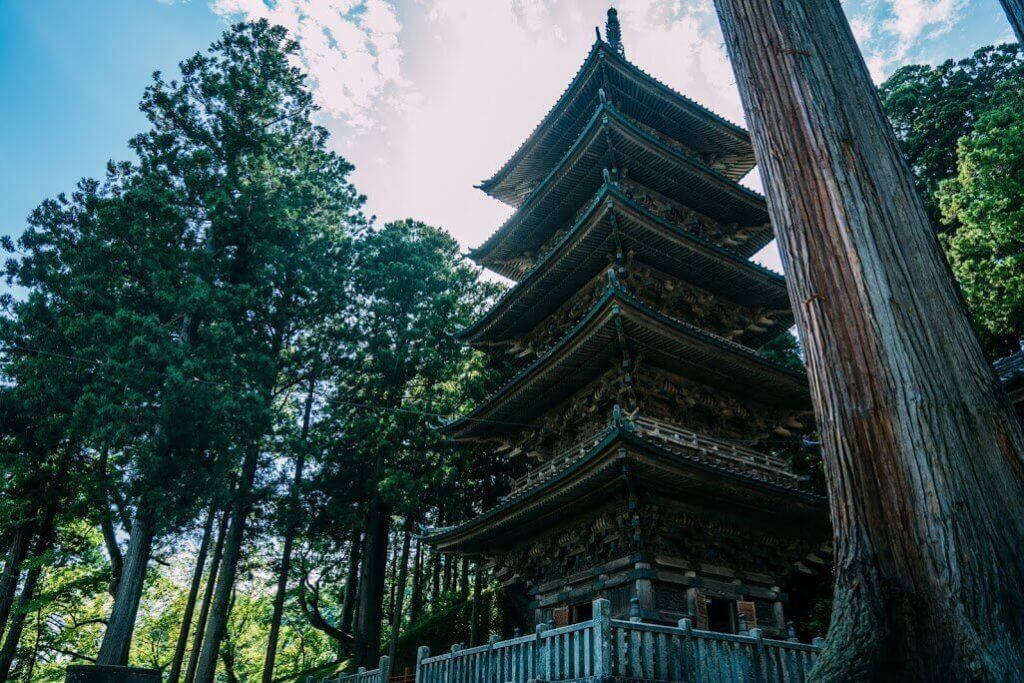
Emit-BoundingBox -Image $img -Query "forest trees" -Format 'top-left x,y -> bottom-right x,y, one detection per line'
0,19 -> 507,681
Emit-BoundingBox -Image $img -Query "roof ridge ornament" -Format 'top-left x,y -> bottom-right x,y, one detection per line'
605,7 -> 625,57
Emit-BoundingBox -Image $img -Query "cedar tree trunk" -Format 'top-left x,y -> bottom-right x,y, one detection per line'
339,527 -> 361,636
386,521 -> 413,663
409,538 -> 423,624
1000,0 -> 1024,44
0,503 -> 57,681
193,446 -> 260,683
711,0 -> 1024,679
183,506 -> 229,683
96,505 -> 155,665
167,504 -> 216,683
262,376 -> 316,683
469,564 -> 483,647
353,457 -> 391,668
0,515 -> 35,642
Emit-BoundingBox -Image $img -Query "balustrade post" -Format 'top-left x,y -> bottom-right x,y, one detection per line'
377,656 -> 391,683
592,598 -> 612,678
812,636 -> 826,649
678,617 -> 695,679
535,620 -> 549,680
414,645 -> 430,683
749,628 -> 765,681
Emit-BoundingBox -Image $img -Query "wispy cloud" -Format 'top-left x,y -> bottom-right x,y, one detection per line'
883,0 -> 966,57
210,0 -> 415,131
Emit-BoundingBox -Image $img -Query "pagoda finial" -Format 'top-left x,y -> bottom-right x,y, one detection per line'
605,7 -> 624,56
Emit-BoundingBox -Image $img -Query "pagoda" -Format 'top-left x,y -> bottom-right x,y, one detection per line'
426,10 -> 829,638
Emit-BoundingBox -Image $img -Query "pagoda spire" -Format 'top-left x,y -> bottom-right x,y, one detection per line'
605,7 -> 624,56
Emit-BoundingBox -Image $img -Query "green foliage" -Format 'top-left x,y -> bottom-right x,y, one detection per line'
759,330 -> 805,371
937,78 -> 1024,355
879,43 -> 1024,227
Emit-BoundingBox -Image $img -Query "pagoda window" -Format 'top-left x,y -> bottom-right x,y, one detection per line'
705,597 -> 738,634
570,600 -> 593,624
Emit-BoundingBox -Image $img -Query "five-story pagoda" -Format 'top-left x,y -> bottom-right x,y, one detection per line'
425,10 -> 828,638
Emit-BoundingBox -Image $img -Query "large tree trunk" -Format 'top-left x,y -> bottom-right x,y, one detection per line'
0,503 -> 57,681
262,376 -> 316,683
167,504 -> 216,683
353,457 -> 391,668
96,505 -> 156,666
430,547 -> 440,603
1000,0 -> 1024,44
193,446 -> 260,683
711,0 -> 1024,678
469,563 -> 483,647
409,538 -> 423,624
0,514 -> 35,643
386,521 -> 413,663
184,506 -> 230,683
339,527 -> 361,636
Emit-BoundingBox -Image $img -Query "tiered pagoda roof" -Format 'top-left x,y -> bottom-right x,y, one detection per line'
445,282 -> 809,442
428,20 -> 824,561
472,104 -> 772,275
479,41 -> 756,207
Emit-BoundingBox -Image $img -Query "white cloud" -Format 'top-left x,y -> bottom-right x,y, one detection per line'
210,0 -> 414,131
882,0 -> 966,58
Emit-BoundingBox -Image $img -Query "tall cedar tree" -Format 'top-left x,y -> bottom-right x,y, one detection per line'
337,220 -> 499,666
711,0 -> 1024,678
124,21 -> 369,682
938,78 -> 1024,356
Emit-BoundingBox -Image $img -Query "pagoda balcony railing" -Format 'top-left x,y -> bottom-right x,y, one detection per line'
504,415 -> 801,499
631,415 -> 801,485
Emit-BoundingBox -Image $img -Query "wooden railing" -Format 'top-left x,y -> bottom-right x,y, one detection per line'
408,599 -> 822,682
505,416 -> 800,500
632,416 -> 800,484
315,656 -> 390,683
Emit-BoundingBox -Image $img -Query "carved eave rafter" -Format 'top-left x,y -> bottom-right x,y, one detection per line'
442,285 -> 810,442
480,41 -> 756,207
459,184 -> 791,347
470,104 -> 772,274
423,427 -> 826,554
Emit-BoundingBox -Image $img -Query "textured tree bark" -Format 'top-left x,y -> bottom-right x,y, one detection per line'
167,504 -> 216,683
339,527 -> 361,636
353,455 -> 391,668
430,547 -> 440,603
96,506 -> 155,666
0,503 -> 57,681
0,514 -> 35,643
1000,0 -> 1024,44
183,506 -> 229,683
386,521 -> 413,663
711,0 -> 1024,679
262,376 -> 316,683
193,446 -> 260,683
409,538 -> 423,624
468,564 -> 483,647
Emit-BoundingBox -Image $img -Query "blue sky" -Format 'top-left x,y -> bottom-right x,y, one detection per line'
0,0 -> 1015,281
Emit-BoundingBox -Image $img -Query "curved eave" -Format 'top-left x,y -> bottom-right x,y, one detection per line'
480,42 -> 755,206
423,428 -> 826,554
460,184 -> 790,347
471,104 -> 771,273
443,287 -> 809,441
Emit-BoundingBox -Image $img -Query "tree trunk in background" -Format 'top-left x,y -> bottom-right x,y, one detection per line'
459,559 -> 469,599
442,555 -> 452,596
339,528 -> 361,636
0,515 -> 35,643
469,564 -> 483,646
193,446 -> 260,683
184,506 -> 229,683
0,503 -> 57,681
1000,0 -> 1024,44
262,376 -> 316,683
353,454 -> 391,668
386,521 -> 413,663
167,504 -> 216,683
430,549 -> 440,603
96,505 -> 155,666
711,0 -> 1024,678
409,538 -> 423,623
385,526 -> 399,618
